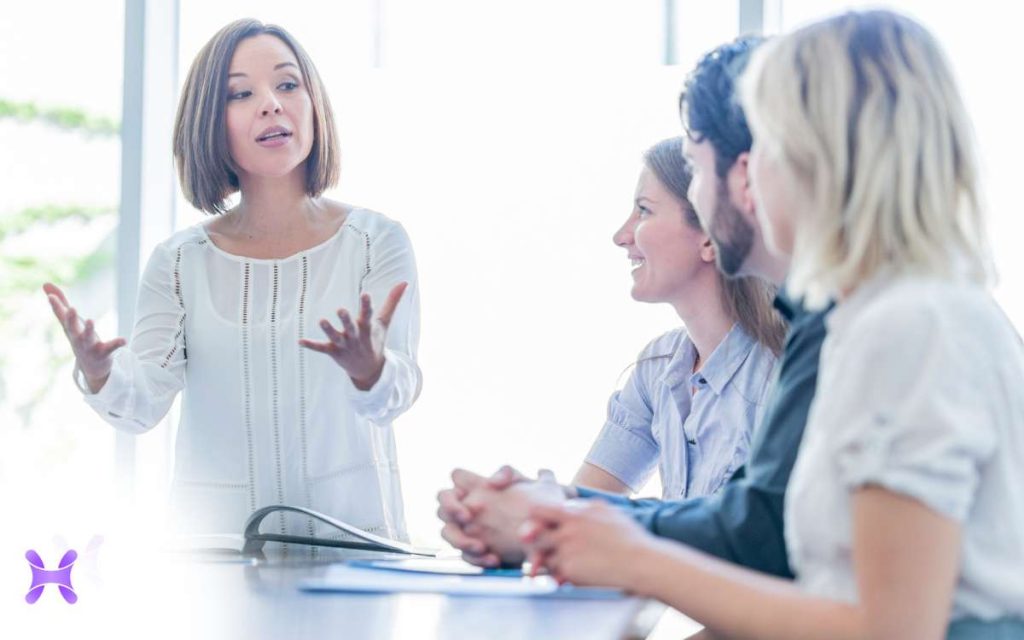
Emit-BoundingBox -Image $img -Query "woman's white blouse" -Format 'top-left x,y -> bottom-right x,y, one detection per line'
786,275 -> 1024,621
77,208 -> 421,541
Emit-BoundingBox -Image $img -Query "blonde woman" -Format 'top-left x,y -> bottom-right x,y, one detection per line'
519,11 -> 1024,639
44,20 -> 421,542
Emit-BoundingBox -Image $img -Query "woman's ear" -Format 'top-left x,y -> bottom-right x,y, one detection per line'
700,236 -> 717,264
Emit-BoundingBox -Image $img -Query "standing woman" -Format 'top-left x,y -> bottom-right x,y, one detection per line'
577,137 -> 786,499
521,11 -> 1024,639
43,19 -> 422,542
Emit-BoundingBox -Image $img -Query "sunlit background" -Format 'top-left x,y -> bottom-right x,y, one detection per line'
1,2 -> 1022,625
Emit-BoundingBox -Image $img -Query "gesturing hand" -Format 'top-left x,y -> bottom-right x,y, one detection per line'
43,282 -> 126,393
299,281 -> 408,390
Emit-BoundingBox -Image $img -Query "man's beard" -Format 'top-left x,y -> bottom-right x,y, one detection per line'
710,180 -> 755,276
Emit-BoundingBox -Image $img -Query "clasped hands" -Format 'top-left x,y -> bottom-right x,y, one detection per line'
436,466 -> 658,592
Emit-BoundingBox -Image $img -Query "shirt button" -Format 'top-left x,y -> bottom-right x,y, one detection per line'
698,377 -> 707,385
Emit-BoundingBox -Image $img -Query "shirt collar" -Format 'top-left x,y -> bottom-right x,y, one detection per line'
774,282 -> 815,322
661,324 -> 758,396
775,282 -> 836,323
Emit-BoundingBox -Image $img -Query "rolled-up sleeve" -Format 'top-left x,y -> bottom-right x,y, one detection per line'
830,306 -> 996,522
584,360 -> 661,492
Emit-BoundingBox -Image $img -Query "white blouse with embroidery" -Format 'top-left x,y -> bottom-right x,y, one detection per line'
77,208 -> 421,542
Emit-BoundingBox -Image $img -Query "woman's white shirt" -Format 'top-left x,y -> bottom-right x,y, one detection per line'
786,274 -> 1024,620
76,208 -> 421,541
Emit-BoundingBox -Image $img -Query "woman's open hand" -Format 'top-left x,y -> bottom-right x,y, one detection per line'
43,282 -> 126,393
300,281 -> 408,390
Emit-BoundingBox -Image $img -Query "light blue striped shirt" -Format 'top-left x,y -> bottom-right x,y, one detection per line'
585,324 -> 778,499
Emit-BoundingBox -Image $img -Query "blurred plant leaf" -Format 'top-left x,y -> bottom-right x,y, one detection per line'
0,204 -> 116,243
0,98 -> 119,137
1,247 -> 113,295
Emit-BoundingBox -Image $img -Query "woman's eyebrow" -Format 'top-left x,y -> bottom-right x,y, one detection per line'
228,62 -> 299,79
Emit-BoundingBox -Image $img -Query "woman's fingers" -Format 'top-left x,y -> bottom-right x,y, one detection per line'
358,293 -> 373,334
377,282 -> 408,329
65,307 -> 82,338
82,319 -> 96,343
43,285 -> 126,369
451,468 -> 488,493
528,502 -> 572,528
335,309 -> 357,340
437,487 -> 474,525
527,547 -> 561,578
42,282 -> 69,307
98,338 -> 126,359
298,338 -> 335,354
518,518 -> 545,544
320,318 -> 348,346
525,521 -> 566,555
46,294 -> 68,324
440,522 -> 486,555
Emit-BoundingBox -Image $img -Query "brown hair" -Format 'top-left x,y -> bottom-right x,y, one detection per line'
644,137 -> 787,355
172,19 -> 340,214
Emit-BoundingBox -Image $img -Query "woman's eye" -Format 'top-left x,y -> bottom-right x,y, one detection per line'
227,90 -> 251,101
278,81 -> 299,91
637,206 -> 652,217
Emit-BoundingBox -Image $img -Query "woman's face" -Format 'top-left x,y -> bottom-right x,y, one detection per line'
613,166 -> 714,305
748,139 -> 798,257
225,34 -> 314,182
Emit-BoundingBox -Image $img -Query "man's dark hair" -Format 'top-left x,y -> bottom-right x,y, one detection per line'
680,35 -> 764,178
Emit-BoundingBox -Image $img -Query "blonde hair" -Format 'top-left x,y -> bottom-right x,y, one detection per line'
739,10 -> 992,308
173,19 -> 340,214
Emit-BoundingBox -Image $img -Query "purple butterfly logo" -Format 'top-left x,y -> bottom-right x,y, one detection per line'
25,549 -> 78,604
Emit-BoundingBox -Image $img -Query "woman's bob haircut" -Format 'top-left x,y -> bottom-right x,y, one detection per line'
739,10 -> 993,309
172,19 -> 340,214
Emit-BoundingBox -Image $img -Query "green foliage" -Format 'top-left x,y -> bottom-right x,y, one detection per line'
0,204 -> 115,243
1,245 -> 114,296
0,96 -> 120,424
0,205 -> 116,321
0,98 -> 119,137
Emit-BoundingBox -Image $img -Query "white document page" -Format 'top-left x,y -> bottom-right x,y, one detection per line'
301,565 -> 624,599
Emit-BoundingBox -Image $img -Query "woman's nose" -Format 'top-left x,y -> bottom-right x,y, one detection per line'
613,217 -> 634,247
260,93 -> 283,116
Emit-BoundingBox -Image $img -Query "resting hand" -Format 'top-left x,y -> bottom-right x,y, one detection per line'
437,469 -> 501,566
460,469 -> 566,566
43,282 -> 126,393
300,281 -> 407,390
520,500 -> 654,590
437,466 -> 556,567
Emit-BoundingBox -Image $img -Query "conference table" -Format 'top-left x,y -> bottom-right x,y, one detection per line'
8,544 -> 668,639
179,548 -> 663,639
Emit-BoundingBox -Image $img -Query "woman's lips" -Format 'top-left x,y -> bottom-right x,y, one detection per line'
256,132 -> 291,148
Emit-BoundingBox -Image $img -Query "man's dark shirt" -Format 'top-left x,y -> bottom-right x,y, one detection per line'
578,293 -> 829,578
